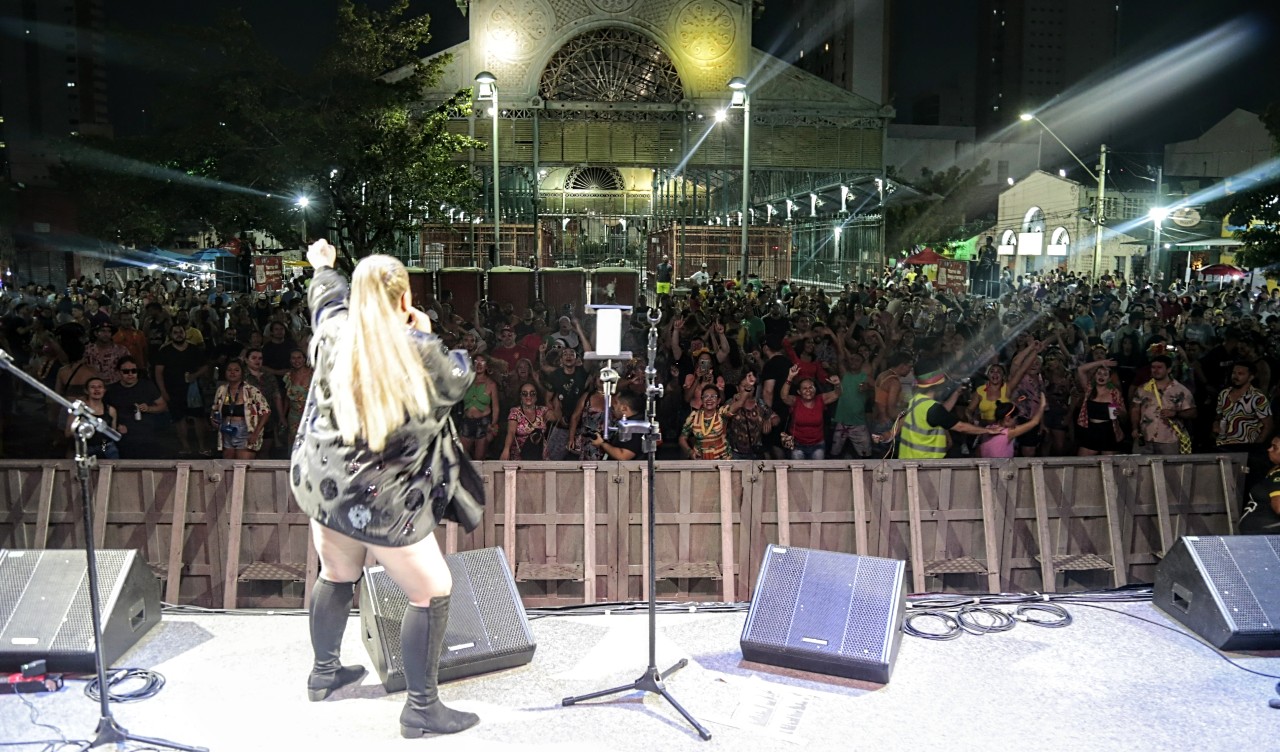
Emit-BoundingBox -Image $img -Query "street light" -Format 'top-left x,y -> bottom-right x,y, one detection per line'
728,76 -> 750,281
296,196 -> 310,248
1020,113 -> 1108,279
475,71 -> 500,267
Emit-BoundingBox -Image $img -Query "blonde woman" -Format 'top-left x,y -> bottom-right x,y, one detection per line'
291,240 -> 481,737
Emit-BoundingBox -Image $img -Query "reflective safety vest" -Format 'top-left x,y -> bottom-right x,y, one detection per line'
897,393 -> 948,459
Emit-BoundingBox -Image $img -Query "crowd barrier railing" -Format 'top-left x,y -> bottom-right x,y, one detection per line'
0,454 -> 1243,609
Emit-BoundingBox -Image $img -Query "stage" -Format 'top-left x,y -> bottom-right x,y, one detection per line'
1,601 -> 1276,751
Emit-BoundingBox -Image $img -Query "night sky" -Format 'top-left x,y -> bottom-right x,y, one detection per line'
105,0 -> 1280,153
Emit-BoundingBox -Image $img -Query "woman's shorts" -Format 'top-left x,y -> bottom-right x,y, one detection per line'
459,416 -> 491,440
220,422 -> 249,449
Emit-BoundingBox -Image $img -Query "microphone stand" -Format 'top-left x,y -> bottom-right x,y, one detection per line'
562,308 -> 712,740
0,349 -> 207,752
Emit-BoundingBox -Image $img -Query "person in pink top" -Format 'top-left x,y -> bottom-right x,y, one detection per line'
978,396 -> 1045,458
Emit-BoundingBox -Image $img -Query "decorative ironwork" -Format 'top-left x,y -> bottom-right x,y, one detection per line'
539,27 -> 684,104
565,166 -> 625,191
675,0 -> 735,62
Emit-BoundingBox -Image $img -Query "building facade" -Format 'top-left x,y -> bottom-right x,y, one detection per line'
411,0 -> 894,286
975,0 -> 1118,135
0,0 -> 112,287
0,0 -> 112,185
777,0 -> 889,108
992,170 -> 1147,280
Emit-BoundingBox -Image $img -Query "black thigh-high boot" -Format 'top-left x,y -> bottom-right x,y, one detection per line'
399,595 -> 480,737
307,578 -> 367,701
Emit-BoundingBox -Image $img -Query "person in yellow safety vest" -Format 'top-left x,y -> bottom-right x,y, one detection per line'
897,370 -> 1001,459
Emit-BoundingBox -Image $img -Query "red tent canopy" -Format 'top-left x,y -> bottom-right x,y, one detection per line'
1197,263 -> 1246,278
905,248 -> 945,265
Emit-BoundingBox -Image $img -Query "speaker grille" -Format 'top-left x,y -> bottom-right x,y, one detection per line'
840,556 -> 902,659
1189,537 -> 1270,633
361,547 -> 536,689
51,552 -> 128,655
451,549 -> 526,655
0,550 -> 160,672
742,545 -> 905,683
746,547 -> 807,646
369,573 -> 409,674
0,551 -> 39,628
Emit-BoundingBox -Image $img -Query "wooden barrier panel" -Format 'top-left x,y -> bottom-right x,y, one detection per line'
0,455 -> 1244,609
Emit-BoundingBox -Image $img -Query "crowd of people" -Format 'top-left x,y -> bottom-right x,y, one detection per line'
2,254 -> 1279,532
0,274 -> 312,461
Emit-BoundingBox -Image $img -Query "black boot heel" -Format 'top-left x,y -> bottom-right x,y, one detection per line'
400,724 -> 427,739
307,665 -> 367,701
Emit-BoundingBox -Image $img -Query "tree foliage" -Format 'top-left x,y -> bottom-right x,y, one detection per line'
56,0 -> 481,267
884,161 -> 992,255
1227,103 -> 1280,273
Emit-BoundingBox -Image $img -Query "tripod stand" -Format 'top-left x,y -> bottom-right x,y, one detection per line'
0,350 -> 207,752
562,308 -> 711,740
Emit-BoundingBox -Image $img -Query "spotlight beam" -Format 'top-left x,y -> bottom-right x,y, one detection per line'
61,145 -> 276,199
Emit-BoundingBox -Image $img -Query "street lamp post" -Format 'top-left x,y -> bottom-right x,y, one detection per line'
1149,205 -> 1168,284
728,77 -> 750,281
475,71 -> 500,267
1150,166 -> 1164,283
296,196 -> 310,249
1020,114 -> 1107,280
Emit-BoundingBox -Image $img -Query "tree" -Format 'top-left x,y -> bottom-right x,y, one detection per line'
1226,103 -> 1280,273
884,161 -> 992,255
56,0 -> 482,267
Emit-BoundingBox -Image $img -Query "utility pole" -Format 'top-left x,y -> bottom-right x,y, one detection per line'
1151,166 -> 1163,284
1092,145 -> 1107,280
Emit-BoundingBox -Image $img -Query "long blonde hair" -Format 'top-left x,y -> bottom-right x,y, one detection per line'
326,255 -> 435,452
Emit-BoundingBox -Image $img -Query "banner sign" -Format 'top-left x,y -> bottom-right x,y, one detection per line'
253,255 -> 283,292
936,260 -> 968,295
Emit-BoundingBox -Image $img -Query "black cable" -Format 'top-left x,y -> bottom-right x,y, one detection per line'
83,668 -> 166,703
957,605 -> 1016,635
1068,602 -> 1280,681
903,610 -> 962,641
0,692 -> 87,752
1014,603 -> 1072,628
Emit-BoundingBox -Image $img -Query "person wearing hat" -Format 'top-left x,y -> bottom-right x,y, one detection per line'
690,263 -> 710,287
549,315 -> 582,352
896,363 -> 999,460
84,321 -> 130,385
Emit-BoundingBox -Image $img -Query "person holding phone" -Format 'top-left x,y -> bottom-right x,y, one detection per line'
292,240 -> 481,737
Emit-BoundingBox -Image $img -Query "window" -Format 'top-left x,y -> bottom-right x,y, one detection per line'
1022,206 -> 1046,233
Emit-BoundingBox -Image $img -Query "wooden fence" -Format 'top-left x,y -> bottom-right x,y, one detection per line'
0,455 -> 1244,610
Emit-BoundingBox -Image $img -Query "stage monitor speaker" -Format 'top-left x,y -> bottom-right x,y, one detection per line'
741,544 -> 906,684
1153,535 -> 1280,651
361,547 -> 536,691
0,549 -> 162,673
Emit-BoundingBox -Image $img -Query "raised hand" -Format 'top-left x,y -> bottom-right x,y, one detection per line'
306,239 -> 337,270
406,307 -> 432,333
